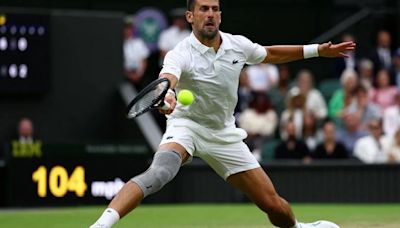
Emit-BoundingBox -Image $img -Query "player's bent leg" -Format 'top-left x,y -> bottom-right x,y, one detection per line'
90,143 -> 189,228
227,167 -> 296,228
227,167 -> 340,228
131,149 -> 182,197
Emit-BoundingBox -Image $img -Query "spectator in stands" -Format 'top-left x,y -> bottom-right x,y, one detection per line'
158,8 -> 190,65
302,112 -> 320,152
289,69 -> 327,120
347,84 -> 381,129
11,117 -> 42,158
390,48 -> 400,90
358,58 -> 374,90
387,129 -> 400,163
17,117 -> 35,143
238,92 -> 278,161
328,69 -> 358,120
280,87 -> 306,140
334,33 -> 358,78
370,69 -> 398,112
313,120 -> 348,159
275,120 -> 311,163
123,18 -> 150,88
354,118 -> 391,164
336,113 -> 368,156
268,65 -> 292,116
370,30 -> 393,72
244,63 -> 279,92
383,93 -> 400,137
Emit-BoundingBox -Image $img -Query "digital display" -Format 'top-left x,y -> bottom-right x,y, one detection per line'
0,11 -> 50,94
5,143 -> 151,206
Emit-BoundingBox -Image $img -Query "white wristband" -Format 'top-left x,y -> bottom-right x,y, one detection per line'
303,44 -> 319,59
167,88 -> 175,97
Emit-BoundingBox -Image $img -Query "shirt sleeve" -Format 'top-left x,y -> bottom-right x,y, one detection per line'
236,35 -> 267,65
159,49 -> 186,80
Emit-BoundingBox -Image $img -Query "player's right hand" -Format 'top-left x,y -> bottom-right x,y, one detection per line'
159,92 -> 176,115
318,41 -> 356,58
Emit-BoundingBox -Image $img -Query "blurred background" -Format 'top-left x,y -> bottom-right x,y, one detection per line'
0,0 -> 400,208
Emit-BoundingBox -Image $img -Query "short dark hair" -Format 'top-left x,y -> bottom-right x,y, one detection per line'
187,0 -> 196,11
187,0 -> 220,11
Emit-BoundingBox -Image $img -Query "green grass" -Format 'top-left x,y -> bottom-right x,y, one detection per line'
0,203 -> 399,228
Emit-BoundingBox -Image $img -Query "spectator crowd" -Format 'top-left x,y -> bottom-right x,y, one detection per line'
236,30 -> 400,164
122,9 -> 400,164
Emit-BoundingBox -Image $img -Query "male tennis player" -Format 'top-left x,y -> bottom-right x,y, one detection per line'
91,0 -> 354,227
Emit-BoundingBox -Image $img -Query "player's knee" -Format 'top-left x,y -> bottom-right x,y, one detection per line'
151,166 -> 175,191
131,150 -> 182,198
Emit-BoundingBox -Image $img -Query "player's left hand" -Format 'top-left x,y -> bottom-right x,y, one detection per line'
318,41 -> 356,58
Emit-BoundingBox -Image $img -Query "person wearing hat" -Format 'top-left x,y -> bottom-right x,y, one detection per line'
158,8 -> 191,65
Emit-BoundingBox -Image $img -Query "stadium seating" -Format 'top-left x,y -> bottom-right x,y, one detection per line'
262,139 -> 280,161
318,79 -> 341,102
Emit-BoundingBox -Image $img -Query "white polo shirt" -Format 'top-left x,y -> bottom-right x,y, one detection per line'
160,31 -> 267,130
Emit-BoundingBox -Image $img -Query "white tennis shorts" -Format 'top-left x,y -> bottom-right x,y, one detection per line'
159,118 -> 260,180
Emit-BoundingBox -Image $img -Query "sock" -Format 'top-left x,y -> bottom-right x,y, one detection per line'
91,208 -> 120,227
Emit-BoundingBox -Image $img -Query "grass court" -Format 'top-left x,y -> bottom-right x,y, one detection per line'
1,203 -> 400,227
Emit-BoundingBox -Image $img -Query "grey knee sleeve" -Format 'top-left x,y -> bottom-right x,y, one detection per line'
131,150 -> 182,198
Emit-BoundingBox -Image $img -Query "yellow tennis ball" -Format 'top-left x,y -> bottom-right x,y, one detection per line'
177,89 -> 194,106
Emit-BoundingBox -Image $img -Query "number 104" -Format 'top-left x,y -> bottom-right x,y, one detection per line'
32,166 -> 87,198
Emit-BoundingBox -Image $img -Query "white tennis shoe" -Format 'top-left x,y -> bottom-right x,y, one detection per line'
298,220 -> 340,228
89,224 -> 110,228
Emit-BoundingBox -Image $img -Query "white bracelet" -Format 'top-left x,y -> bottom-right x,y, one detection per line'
303,44 -> 319,59
167,89 -> 175,97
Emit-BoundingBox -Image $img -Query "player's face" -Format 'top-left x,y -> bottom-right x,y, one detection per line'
186,0 -> 221,40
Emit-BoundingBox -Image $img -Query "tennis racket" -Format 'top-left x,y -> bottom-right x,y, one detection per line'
126,78 -> 171,118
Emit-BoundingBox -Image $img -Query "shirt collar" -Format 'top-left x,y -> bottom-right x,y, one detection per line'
189,31 -> 232,54
219,31 -> 233,51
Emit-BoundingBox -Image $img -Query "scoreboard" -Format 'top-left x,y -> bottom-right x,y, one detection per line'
5,143 -> 151,206
0,11 -> 50,94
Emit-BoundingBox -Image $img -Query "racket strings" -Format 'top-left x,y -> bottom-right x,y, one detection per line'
128,80 -> 169,117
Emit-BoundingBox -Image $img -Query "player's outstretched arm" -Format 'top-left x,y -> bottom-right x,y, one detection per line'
262,41 -> 356,64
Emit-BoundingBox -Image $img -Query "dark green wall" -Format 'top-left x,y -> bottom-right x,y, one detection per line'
0,0 -> 334,44
0,9 -> 143,144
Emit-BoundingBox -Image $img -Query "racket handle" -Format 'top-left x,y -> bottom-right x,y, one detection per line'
160,101 -> 171,110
